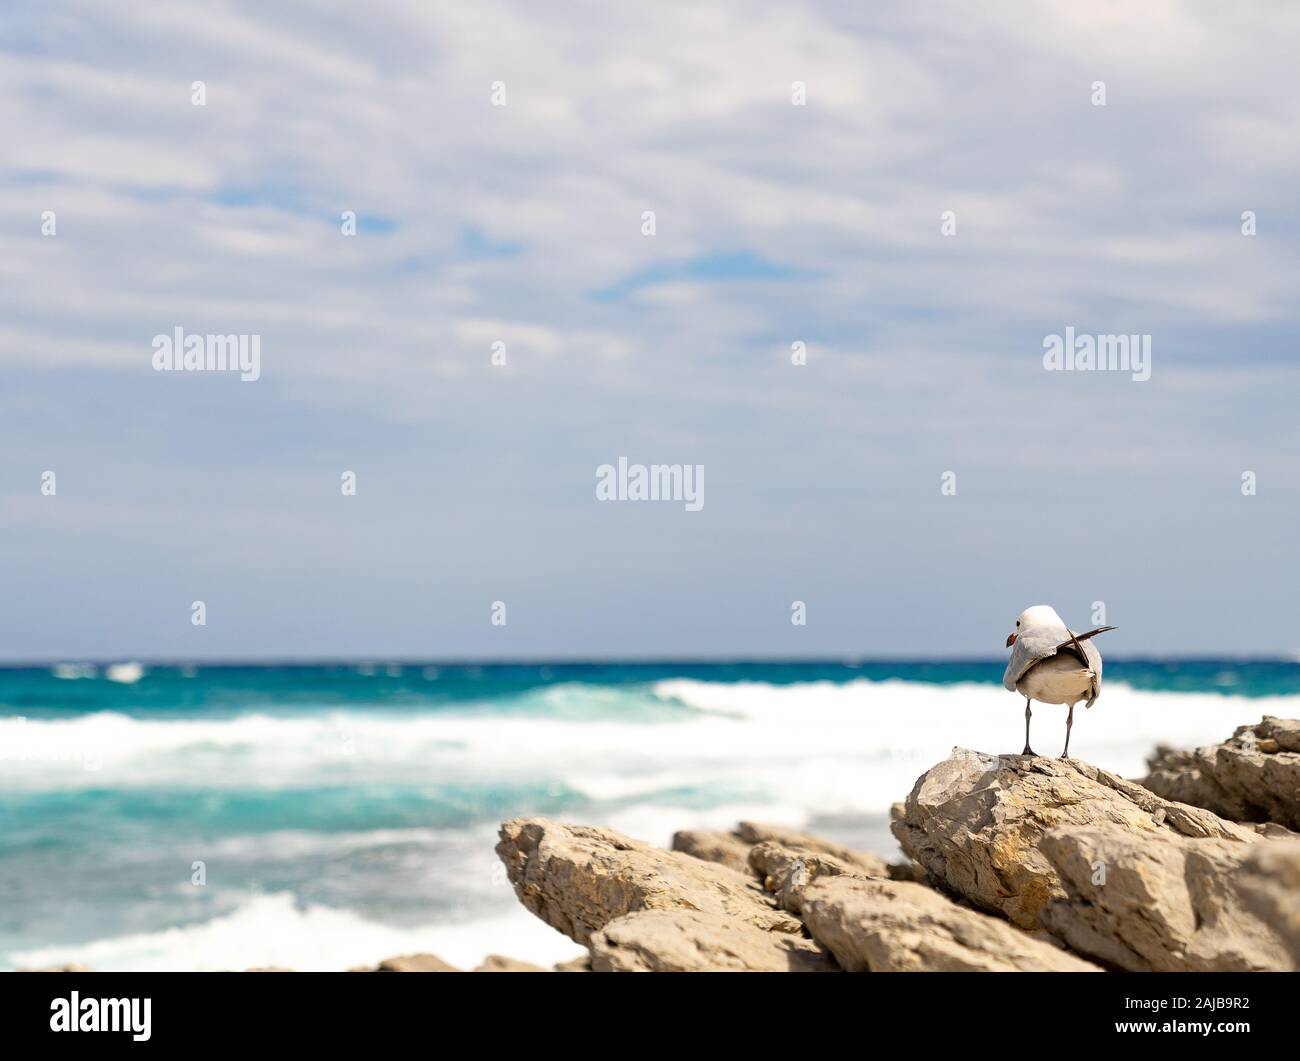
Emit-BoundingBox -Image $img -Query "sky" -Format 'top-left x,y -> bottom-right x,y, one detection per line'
2,1 -> 1299,660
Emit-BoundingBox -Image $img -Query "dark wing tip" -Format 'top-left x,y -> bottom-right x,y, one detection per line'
1054,625 -> 1117,651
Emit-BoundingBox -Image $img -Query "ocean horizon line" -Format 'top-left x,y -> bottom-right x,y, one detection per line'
2,654 -> 1298,669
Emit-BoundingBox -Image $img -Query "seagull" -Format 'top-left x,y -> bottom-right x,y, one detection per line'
1003,605 -> 1116,758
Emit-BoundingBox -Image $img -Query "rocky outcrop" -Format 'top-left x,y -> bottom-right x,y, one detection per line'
473,954 -> 547,972
496,818 -> 802,946
892,749 -> 1255,929
670,829 -> 754,874
1141,717 -> 1300,830
590,909 -> 836,972
496,817 -> 848,972
496,735 -> 1300,973
373,953 -> 459,972
801,876 -> 1099,972
1037,824 -> 1291,971
1237,839 -> 1300,967
672,822 -> 891,878
735,822 -> 891,876
748,840 -> 879,913
497,815 -> 1104,971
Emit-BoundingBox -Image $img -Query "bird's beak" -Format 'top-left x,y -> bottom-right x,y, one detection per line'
1006,633 -> 1017,648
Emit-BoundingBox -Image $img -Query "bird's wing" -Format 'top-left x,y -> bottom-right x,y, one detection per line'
1002,625 -> 1067,691
1082,630 -> 1104,701
1053,626 -> 1115,651
1055,627 -> 1112,687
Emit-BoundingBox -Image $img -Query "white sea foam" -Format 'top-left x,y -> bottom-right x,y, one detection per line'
0,680 -> 1282,812
201,827 -> 453,860
2,677 -> 1287,972
6,892 -> 583,973
51,663 -> 97,680
652,677 -> 1276,787
105,662 -> 144,684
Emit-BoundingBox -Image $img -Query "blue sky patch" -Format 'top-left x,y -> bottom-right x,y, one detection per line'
592,250 -> 816,302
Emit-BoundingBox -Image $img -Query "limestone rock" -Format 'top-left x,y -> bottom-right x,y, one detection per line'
1235,839 -> 1300,967
1141,717 -> 1300,830
1038,824 -> 1292,971
496,818 -> 800,946
886,861 -> 930,884
473,954 -> 546,972
553,954 -> 592,972
590,909 -> 837,972
749,840 -> 878,913
892,749 -> 1255,928
374,953 -> 459,972
672,822 -> 892,879
671,829 -> 754,874
736,821 -> 890,875
800,876 -> 1099,972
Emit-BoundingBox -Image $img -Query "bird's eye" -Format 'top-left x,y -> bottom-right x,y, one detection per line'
1016,621 -> 1020,627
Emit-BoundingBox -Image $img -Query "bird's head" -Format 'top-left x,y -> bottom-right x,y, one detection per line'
1006,604 -> 1064,648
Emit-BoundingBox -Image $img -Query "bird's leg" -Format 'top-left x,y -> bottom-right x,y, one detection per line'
1022,698 -> 1035,756
1061,703 -> 1075,759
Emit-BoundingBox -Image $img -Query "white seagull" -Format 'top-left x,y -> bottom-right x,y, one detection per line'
1003,605 -> 1116,758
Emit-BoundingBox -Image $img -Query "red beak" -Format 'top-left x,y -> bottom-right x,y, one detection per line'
1006,633 -> 1017,647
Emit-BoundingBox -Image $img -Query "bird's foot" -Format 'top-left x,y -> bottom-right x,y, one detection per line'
1021,746 -> 1037,756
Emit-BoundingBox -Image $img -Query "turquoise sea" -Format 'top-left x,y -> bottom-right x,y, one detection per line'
1,659 -> 1294,970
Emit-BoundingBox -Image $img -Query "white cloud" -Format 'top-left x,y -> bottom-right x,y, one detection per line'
2,0 -> 1299,655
